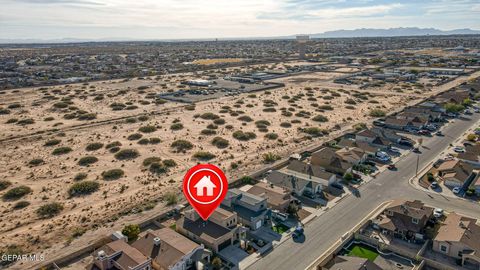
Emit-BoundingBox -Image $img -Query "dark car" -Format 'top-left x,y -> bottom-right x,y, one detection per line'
387,164 -> 397,170
418,130 -> 431,136
435,131 -> 444,136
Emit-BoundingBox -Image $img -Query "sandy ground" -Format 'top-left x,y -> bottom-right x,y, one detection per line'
0,63 -> 475,269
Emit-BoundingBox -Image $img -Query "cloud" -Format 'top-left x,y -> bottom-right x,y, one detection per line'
13,0 -> 103,5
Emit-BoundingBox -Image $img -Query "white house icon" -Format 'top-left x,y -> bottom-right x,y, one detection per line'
194,175 -> 217,196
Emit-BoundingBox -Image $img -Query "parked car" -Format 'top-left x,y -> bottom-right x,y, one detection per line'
444,154 -> 454,161
389,147 -> 401,154
413,147 -> 421,153
387,164 -> 397,170
418,130 -> 431,136
464,109 -> 473,115
399,139 -> 413,147
272,210 -> 288,222
292,225 -> 304,239
430,181 -> 439,189
433,208 -> 444,218
453,187 -> 461,194
435,131 -> 444,136
453,146 -> 466,153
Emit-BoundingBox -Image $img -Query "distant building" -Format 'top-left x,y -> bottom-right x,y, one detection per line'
221,188 -> 270,230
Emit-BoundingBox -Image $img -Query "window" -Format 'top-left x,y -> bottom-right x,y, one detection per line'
440,245 -> 448,253
412,218 -> 419,224
387,210 -> 393,216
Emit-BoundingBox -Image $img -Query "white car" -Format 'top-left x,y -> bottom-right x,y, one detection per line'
389,147 -> 401,154
433,208 -> 444,218
453,187 -> 461,194
453,147 -> 466,153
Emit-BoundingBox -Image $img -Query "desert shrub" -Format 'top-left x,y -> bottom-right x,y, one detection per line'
237,115 -> 253,122
139,125 -> 157,133
162,159 -> 177,167
312,115 -> 329,122
263,108 -> 276,112
263,152 -> 281,163
13,201 -> 30,210
206,124 -> 218,129
213,118 -> 226,125
280,122 -> 292,128
200,113 -> 219,120
125,118 -> 137,123
265,133 -> 279,140
138,138 -> 149,145
36,202 -> 63,219
125,105 -> 138,110
164,192 -> 178,206
170,123 -> 184,130
28,158 -> 44,166
255,120 -> 271,127
185,104 -> 196,111
302,127 -> 328,137
78,113 -> 96,120
0,180 -> 12,191
114,149 -> 140,160
3,186 -> 32,201
345,99 -> 357,105
0,108 -> 11,115
109,146 -> 121,153
138,115 -> 149,121
212,137 -> 229,148
86,143 -> 104,151
143,157 -> 162,167
105,141 -> 122,149
53,102 -> 69,109
102,169 -> 124,180
17,118 -> 35,125
78,156 -> 98,166
127,133 -> 143,140
52,146 -> 72,155
44,117 -> 55,121
68,181 -> 100,196
74,172 -> 88,181
233,131 -> 256,141
318,105 -> 334,111
345,105 -> 355,110
149,137 -> 161,144
193,151 -> 216,160
44,139 -> 61,146
110,102 -> 126,110
282,111 -> 293,117
149,163 -> 168,174
369,109 -> 386,117
171,140 -> 193,151
6,118 -> 17,124
201,129 -> 216,135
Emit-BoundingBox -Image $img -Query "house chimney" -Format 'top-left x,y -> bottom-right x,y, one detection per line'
153,237 -> 161,246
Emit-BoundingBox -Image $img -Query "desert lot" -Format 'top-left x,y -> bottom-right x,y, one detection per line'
0,62 -> 456,267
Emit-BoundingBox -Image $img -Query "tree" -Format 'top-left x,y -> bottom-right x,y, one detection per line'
462,98 -> 473,107
467,134 -> 477,142
343,172 -> 354,182
286,203 -> 299,218
444,103 -> 464,113
211,257 -> 222,270
122,224 -> 140,242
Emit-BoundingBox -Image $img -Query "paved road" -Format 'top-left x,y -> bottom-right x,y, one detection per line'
247,113 -> 480,270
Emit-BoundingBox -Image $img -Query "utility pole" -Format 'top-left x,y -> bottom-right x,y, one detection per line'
415,155 -> 420,176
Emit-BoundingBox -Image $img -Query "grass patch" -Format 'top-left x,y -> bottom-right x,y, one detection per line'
347,245 -> 379,262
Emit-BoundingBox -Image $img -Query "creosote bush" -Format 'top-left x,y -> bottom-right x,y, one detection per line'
52,146 -> 72,155
193,151 -> 216,160
211,137 -> 229,148
114,149 -> 140,160
69,181 -> 100,196
102,169 -> 125,180
86,143 -> 104,151
78,156 -> 99,166
2,186 -> 32,201
36,202 -> 64,219
171,140 -> 193,151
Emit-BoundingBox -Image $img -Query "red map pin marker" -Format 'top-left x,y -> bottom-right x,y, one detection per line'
183,164 -> 228,220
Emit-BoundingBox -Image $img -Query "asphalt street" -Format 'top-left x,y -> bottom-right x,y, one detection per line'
247,113 -> 480,270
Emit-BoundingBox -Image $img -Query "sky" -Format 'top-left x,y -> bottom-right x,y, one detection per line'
1,0 -> 480,40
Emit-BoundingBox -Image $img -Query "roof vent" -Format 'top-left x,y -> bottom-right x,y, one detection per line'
153,237 -> 161,246
97,250 -> 107,259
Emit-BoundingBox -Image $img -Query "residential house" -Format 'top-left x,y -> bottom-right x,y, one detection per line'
176,208 -> 238,252
323,256 -> 382,270
375,200 -> 433,240
311,147 -> 353,175
371,127 -> 403,144
221,189 -> 270,230
355,129 -> 393,149
336,147 -> 368,165
457,144 -> 480,167
384,117 -> 411,131
246,182 -> 292,212
90,239 -> 152,270
434,89 -> 470,105
436,160 -> 476,189
433,212 -> 480,267
131,228 -> 206,270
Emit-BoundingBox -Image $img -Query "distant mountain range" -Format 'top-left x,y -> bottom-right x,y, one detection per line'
1,27 -> 479,44
307,27 -> 480,38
